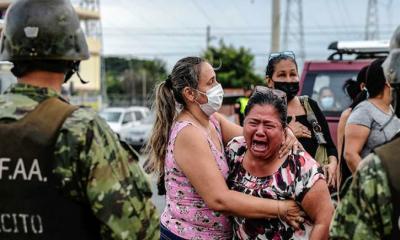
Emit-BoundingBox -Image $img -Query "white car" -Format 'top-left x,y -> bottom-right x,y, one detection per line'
120,112 -> 154,150
99,106 -> 150,136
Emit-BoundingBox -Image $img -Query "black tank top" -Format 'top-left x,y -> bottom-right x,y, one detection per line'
287,115 -> 319,157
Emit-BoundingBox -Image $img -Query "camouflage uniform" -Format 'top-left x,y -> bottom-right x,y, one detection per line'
329,153 -> 393,239
0,83 -> 160,240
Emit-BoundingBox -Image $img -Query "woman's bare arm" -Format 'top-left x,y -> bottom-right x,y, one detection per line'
301,180 -> 334,240
337,109 -> 351,161
344,124 -> 370,173
336,109 -> 351,187
174,125 -> 301,220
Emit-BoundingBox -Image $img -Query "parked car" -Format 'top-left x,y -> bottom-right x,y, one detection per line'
299,40 -> 389,145
0,61 -> 16,93
120,112 -> 155,151
99,106 -> 150,136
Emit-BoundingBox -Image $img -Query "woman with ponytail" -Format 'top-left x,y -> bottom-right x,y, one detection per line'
344,58 -> 400,173
336,65 -> 367,196
146,57 -> 303,239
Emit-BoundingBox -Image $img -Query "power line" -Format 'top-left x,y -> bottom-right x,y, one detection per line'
283,0 -> 305,62
108,0 -> 200,48
365,0 -> 379,40
103,29 -> 396,37
334,0 -> 351,34
190,0 -> 215,25
103,23 -> 398,31
325,0 -> 340,30
339,0 -> 353,25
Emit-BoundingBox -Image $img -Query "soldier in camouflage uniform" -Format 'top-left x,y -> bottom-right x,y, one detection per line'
329,154 -> 393,239
0,0 -> 159,239
330,26 -> 400,240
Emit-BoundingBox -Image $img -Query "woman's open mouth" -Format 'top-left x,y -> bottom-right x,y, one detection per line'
251,139 -> 268,152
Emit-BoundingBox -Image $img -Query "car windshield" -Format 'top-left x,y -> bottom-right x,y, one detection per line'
301,71 -> 359,116
100,111 -> 122,123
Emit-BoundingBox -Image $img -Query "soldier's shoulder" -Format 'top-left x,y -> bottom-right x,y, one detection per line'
63,107 -> 99,125
61,107 -> 108,134
0,93 -> 38,119
0,93 -> 37,104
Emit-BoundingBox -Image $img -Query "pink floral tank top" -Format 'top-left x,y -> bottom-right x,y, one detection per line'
160,116 -> 232,239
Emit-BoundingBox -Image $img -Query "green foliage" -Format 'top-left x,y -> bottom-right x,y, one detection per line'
105,73 -> 124,94
104,57 -> 168,104
202,41 -> 263,89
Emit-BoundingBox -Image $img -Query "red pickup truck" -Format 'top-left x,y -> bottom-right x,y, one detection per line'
299,40 -> 389,145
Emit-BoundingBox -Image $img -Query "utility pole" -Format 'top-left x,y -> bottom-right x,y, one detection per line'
387,0 -> 393,29
283,0 -> 305,63
206,25 -> 214,49
142,71 -> 147,106
365,0 -> 379,40
271,0 -> 281,52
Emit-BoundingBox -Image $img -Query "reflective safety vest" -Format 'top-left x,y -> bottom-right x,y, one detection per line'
237,97 -> 249,114
374,136 -> 400,240
0,98 -> 101,240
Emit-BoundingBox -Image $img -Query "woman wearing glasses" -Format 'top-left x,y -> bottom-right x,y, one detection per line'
146,57 -> 304,239
265,52 -> 338,190
226,87 -> 334,239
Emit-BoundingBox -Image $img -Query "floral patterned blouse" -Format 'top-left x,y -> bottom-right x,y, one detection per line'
226,136 -> 324,240
160,116 -> 232,240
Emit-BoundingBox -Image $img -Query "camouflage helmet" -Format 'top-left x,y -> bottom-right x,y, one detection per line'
0,0 -> 89,61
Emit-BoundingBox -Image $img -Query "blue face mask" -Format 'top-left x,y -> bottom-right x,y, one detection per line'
321,97 -> 335,110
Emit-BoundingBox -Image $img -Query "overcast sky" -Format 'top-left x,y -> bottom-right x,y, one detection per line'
100,0 -> 400,73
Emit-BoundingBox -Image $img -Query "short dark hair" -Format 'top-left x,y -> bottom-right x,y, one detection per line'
265,54 -> 298,78
244,88 -> 287,128
11,60 -> 74,78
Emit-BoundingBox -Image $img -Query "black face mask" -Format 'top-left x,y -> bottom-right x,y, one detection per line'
274,82 -> 299,101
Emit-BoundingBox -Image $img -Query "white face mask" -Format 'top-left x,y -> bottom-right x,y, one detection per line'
195,83 -> 224,116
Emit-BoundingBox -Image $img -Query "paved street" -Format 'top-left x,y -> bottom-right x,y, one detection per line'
149,173 -> 166,213
138,153 -> 166,213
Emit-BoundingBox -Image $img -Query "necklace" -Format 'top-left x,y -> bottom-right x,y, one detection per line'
184,110 -> 211,135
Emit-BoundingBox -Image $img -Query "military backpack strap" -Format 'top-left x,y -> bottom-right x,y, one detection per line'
26,97 -> 79,143
374,137 -> 400,240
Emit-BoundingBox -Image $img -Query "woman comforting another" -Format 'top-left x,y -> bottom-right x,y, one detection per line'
227,88 -> 334,240
147,57 -> 304,240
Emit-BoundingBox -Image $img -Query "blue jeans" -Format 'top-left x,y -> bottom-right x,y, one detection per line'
160,223 -> 186,240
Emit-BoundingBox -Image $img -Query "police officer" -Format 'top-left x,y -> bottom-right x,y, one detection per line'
330,26 -> 400,240
0,0 -> 159,239
234,87 -> 253,126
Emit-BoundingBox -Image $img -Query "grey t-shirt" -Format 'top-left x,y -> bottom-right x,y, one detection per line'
347,100 -> 400,158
